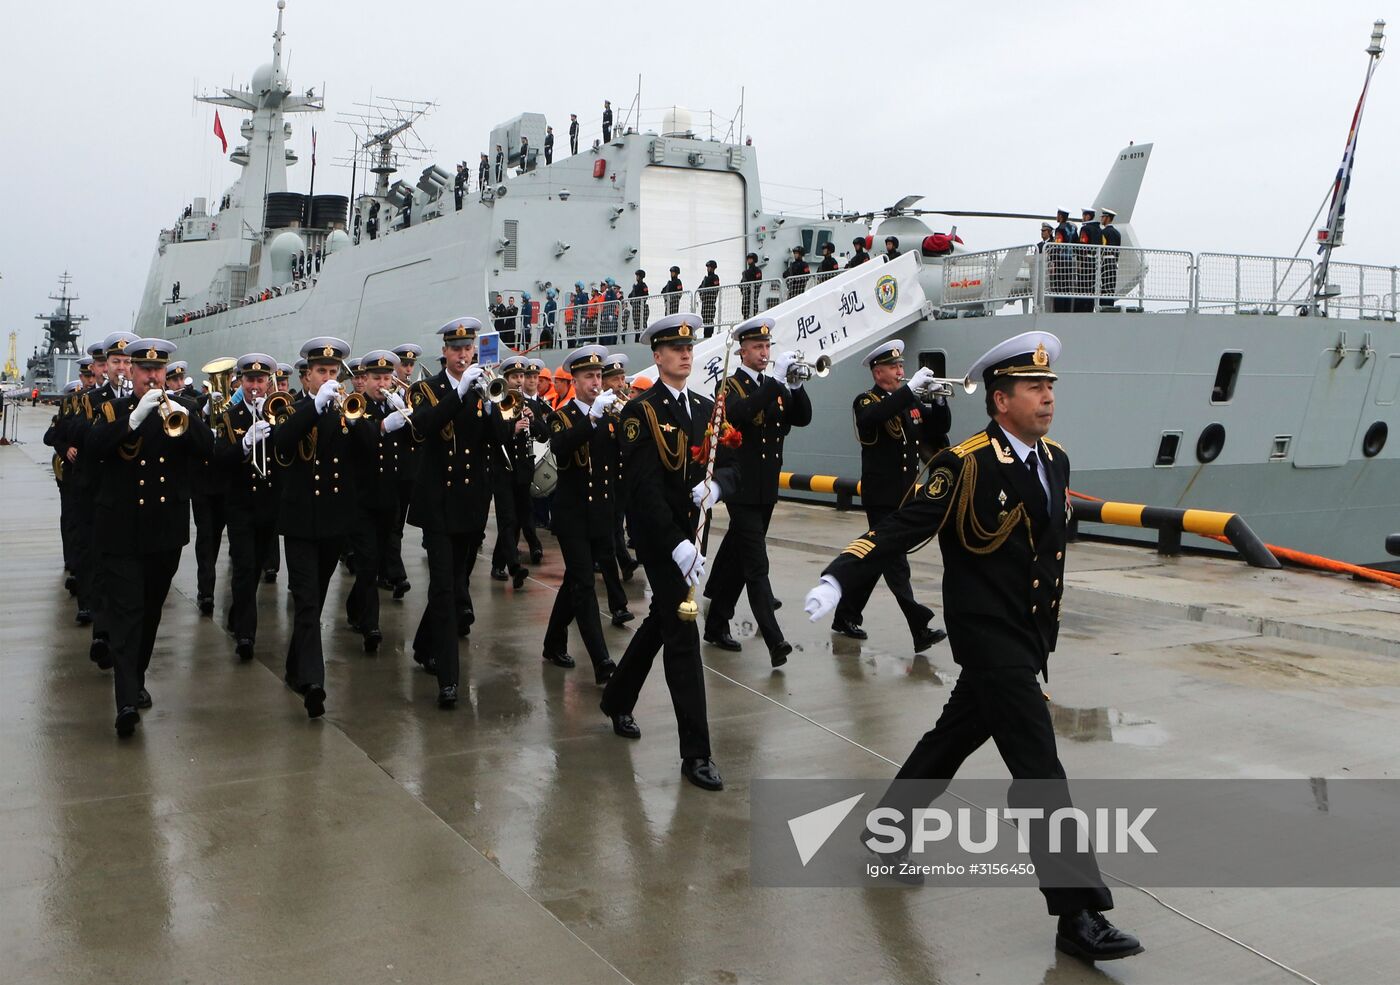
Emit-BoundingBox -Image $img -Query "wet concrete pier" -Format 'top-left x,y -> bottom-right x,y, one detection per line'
4,403 -> 1399,984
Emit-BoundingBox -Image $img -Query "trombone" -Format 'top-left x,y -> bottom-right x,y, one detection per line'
785,351 -> 831,385
252,391 -> 296,477
902,373 -> 979,402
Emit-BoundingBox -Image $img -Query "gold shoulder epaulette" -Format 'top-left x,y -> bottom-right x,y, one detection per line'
412,380 -> 439,408
1044,437 -> 1066,452
950,432 -> 990,458
102,402 -> 116,424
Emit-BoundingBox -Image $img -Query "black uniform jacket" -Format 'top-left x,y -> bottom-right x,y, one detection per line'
617,383 -> 738,562
213,399 -> 277,514
852,383 -> 951,509
404,370 -> 508,532
349,397 -> 402,512
548,400 -> 618,533
271,396 -> 357,540
498,402 -> 536,488
825,421 -> 1072,675
718,370 -> 812,506
88,392 -> 214,554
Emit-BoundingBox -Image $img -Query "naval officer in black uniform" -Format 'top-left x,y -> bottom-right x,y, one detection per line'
87,338 -> 212,736
380,342 -> 422,598
600,312 -> 739,792
805,331 -> 1143,964
488,355 -> 534,589
272,336 -> 358,719
830,340 -> 948,652
212,353 -> 280,663
405,318 -> 509,707
541,344 -> 621,682
702,316 -> 811,666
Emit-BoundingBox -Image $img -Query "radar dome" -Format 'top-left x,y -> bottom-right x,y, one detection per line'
661,106 -> 693,138
252,62 -> 275,94
268,230 -> 306,280
324,229 -> 351,255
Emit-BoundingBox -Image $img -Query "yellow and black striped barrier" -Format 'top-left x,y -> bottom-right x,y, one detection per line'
778,471 -> 1280,569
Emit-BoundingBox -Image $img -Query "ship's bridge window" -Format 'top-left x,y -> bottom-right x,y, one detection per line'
798,229 -> 834,256
1211,351 -> 1243,403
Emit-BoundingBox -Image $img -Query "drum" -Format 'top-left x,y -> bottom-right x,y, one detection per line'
531,444 -> 558,497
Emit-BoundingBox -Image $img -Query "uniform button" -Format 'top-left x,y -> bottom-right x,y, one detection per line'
333,457 -> 339,464
333,486 -> 339,492
315,490 -> 320,496
139,479 -> 145,486
1055,578 -> 1060,587
314,458 -> 320,465
588,496 -> 593,502
314,474 -> 320,480
379,467 -> 384,472
159,476 -> 166,483
160,496 -> 166,503
159,457 -> 165,464
139,498 -> 145,505
446,481 -> 452,487
1056,551 -> 1063,560
1031,605 -> 1038,614
140,459 -> 147,466
447,465 -> 453,472
1032,579 -> 1040,588
333,472 -> 339,479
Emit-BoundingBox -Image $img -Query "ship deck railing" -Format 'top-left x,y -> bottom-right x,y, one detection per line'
940,242 -> 1400,320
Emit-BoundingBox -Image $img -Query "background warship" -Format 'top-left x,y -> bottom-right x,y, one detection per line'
129,3 -> 1398,566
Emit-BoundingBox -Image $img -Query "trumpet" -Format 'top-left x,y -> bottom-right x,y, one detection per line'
475,366 -> 511,404
785,351 -> 832,385
336,389 -> 368,420
497,387 -> 526,420
902,374 -> 980,401
158,390 -> 188,437
385,377 -> 415,417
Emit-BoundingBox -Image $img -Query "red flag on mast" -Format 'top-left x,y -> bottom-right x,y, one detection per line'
214,111 -> 228,154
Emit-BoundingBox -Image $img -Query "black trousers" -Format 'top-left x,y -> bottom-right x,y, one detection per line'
490,472 -> 525,572
543,527 -> 612,669
192,492 -> 227,599
99,548 -> 181,711
226,509 -> 276,642
601,554 -> 711,760
833,504 -> 933,636
704,501 -> 782,648
284,536 -> 340,690
516,482 -> 542,556
346,504 -> 394,633
381,479 -> 414,584
74,491 -> 98,617
877,661 -> 1114,916
263,535 -> 281,575
414,527 -> 482,688
570,133 -> 578,155
60,486 -> 80,572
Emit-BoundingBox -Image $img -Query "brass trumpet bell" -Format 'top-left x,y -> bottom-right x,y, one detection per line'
159,393 -> 188,437
785,351 -> 833,385
201,356 -> 238,416
339,391 -> 368,420
497,388 -> 524,420
262,390 -> 294,425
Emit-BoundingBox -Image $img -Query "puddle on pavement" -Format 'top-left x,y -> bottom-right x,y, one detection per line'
1049,702 -> 1168,746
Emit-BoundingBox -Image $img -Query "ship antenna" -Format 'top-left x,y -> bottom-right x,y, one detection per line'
1310,19 -> 1385,316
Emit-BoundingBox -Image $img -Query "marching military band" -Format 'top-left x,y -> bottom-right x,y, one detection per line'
40,314 -> 1143,962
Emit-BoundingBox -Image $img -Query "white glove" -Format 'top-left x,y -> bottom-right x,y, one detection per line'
690,479 -> 721,512
588,390 -> 618,420
457,366 -> 485,397
671,539 -> 706,587
906,367 -> 937,393
386,391 -> 407,411
804,576 -> 843,622
241,419 -> 272,451
313,379 -> 342,413
129,388 -> 163,429
772,351 -> 798,387
382,410 -> 408,433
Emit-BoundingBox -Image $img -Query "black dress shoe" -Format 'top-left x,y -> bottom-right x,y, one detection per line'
1055,910 -> 1144,962
860,831 -> 925,885
543,651 -> 577,669
530,549 -> 544,565
263,569 -> 277,584
703,627 -> 742,652
235,638 -> 254,662
115,706 -> 140,738
769,640 -> 793,668
490,567 -> 508,581
136,688 -> 153,709
681,757 -> 724,791
620,562 -> 637,583
65,575 -> 78,595
512,567 -> 529,589
303,685 -> 326,719
76,608 -> 92,626
594,658 -> 617,686
90,637 -> 112,670
393,579 -> 410,600
603,705 -> 641,739
912,626 -> 948,653
832,616 -> 868,640
363,629 -> 383,653
610,608 -> 634,627
198,597 -> 214,617
437,684 -> 458,708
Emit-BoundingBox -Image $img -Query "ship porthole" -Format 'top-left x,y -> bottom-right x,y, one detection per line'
1362,421 -> 1387,458
1197,423 -> 1226,463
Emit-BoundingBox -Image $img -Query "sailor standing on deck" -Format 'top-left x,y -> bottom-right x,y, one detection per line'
271,337 -> 358,720
569,113 -> 579,155
702,316 -> 810,667
405,318 -> 509,708
830,340 -> 948,652
213,353 -> 280,663
600,313 -> 739,792
87,338 -> 212,737
1075,209 -> 1102,313
804,332 -> 1144,964
1099,208 -> 1121,308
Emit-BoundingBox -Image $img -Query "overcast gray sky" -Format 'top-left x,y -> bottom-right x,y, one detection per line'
2,0 -> 1397,363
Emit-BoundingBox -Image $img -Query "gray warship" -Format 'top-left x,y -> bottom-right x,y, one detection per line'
132,3 -> 1399,565
23,273 -> 88,394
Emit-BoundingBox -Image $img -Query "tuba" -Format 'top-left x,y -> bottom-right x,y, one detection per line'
201,357 -> 238,417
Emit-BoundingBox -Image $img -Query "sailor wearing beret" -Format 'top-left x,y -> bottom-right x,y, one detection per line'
805,332 -> 1144,963
212,352 -> 281,663
403,317 -> 512,708
271,336 -> 357,720
701,316 -> 811,666
599,313 -> 740,792
86,338 -> 213,737
829,339 -> 950,652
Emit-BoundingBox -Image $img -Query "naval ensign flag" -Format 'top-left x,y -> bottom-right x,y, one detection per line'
214,111 -> 228,154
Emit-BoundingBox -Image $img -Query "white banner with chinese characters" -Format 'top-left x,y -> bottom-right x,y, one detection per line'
632,252 -> 930,390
